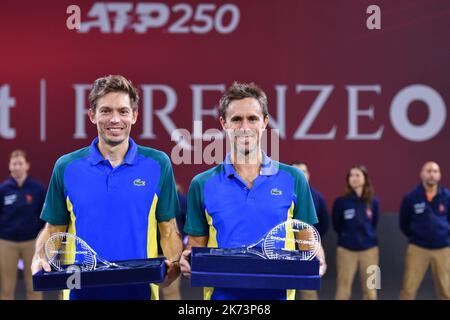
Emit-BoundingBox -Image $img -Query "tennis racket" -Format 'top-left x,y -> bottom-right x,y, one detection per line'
198,219 -> 321,261
260,219 -> 320,261
45,232 -> 119,272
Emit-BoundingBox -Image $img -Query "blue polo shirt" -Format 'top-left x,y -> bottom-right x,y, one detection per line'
0,176 -> 46,241
184,153 -> 317,300
41,137 -> 180,300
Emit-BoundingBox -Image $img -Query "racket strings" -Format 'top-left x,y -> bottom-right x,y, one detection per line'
45,232 -> 106,271
263,220 -> 320,261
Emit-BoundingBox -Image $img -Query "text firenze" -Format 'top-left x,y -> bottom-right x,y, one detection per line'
0,83 -> 446,143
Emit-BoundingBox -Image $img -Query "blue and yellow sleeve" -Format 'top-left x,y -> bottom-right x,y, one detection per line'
184,176 -> 209,236
293,171 -> 318,225
40,157 -> 71,225
155,152 -> 180,222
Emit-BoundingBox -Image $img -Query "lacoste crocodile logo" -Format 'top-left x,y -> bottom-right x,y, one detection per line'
271,188 -> 282,195
133,179 -> 146,187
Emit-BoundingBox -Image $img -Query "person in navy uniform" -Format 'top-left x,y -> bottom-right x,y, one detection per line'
332,164 -> 379,300
0,150 -> 46,300
399,161 -> 450,300
292,161 -> 329,300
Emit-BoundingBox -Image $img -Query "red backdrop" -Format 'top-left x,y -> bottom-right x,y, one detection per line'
1,0 -> 449,211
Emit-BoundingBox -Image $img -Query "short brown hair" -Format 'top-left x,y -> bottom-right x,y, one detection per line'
219,82 -> 269,120
9,149 -> 29,162
88,75 -> 139,112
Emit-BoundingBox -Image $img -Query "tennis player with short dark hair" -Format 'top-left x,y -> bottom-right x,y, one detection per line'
180,82 -> 326,300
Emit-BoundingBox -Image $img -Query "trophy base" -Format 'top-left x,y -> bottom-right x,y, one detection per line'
32,258 -> 166,291
190,247 -> 320,290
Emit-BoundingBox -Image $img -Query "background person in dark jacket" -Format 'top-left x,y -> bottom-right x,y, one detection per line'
292,161 -> 329,300
332,164 -> 379,300
0,150 -> 46,300
399,161 -> 450,300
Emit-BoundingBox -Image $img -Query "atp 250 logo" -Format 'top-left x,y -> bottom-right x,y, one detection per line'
66,2 -> 240,34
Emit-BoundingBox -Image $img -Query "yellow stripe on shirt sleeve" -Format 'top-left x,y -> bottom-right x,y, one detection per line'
147,193 -> 159,300
203,209 -> 218,300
